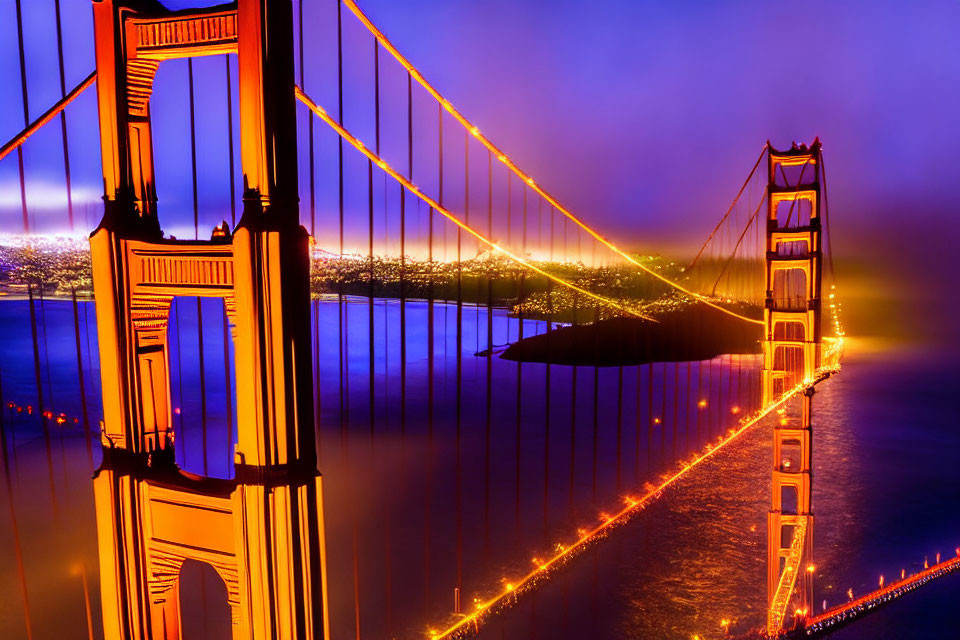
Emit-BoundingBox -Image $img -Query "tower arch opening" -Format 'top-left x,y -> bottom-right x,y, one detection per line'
178,559 -> 232,640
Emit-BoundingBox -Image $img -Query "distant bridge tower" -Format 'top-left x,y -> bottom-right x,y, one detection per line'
89,1 -> 328,639
763,140 -> 822,635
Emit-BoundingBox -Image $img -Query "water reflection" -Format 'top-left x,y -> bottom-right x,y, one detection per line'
0,295 -> 765,639
4,299 -> 953,640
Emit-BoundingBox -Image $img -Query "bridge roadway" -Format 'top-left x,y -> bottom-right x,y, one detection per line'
786,552 -> 960,638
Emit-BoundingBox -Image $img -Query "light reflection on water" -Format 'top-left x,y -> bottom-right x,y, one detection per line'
0,300 -> 956,640
476,342 -> 960,640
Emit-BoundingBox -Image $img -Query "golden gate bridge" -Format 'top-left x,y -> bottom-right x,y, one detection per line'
0,1 -> 952,639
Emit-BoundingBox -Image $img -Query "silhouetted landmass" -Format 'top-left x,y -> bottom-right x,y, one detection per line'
500,304 -> 762,366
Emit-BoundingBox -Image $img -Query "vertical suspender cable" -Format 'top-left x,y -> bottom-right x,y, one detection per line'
537,195 -> 542,251
550,205 -> 555,262
438,102 -> 444,249
337,0 -> 345,255
188,60 -> 199,240
187,59 -> 208,473
507,172 -> 512,247
221,307 -> 233,472
335,0 -> 346,453
487,150 -> 493,353
0,371 -> 34,640
369,38 -> 378,442
522,188 -> 527,254
14,0 -> 30,233
563,216 -> 568,263
299,0 -> 315,236
225,56 -> 237,227
400,70 -> 412,438
53,0 -> 74,232
455,129 -> 466,602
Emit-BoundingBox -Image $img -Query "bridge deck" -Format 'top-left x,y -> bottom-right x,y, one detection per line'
799,553 -> 960,637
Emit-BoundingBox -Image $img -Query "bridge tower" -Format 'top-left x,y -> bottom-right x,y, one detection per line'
763,140 -> 822,635
89,1 -> 328,638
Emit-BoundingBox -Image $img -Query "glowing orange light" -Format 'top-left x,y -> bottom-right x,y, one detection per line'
730,406 -> 740,415
697,399 -> 707,409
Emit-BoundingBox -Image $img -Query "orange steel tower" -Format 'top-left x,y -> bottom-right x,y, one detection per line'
764,140 -> 822,635
89,1 -> 328,638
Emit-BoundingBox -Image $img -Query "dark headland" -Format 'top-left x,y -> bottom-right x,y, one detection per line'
500,303 -> 763,367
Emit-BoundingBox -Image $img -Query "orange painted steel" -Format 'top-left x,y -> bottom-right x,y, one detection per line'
768,518 -> 809,633
764,140 -> 823,636
340,0 -> 764,326
0,71 -> 96,163
296,85 -> 654,321
89,2 -> 328,639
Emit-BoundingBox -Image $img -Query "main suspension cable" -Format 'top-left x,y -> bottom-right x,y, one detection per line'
0,70 -> 96,163
338,0 -> 763,326
296,86 -> 653,321
685,143 -> 767,272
